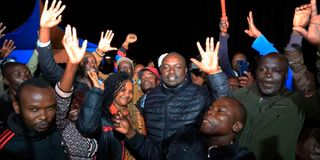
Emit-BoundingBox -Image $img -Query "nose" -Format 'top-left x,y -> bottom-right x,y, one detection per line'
207,109 -> 216,116
38,110 -> 48,121
265,70 -> 272,78
168,66 -> 175,74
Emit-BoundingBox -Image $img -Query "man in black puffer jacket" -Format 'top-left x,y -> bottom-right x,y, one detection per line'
113,45 -> 229,160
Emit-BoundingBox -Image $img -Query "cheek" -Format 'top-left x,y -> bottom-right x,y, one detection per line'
21,111 -> 37,124
47,110 -> 56,120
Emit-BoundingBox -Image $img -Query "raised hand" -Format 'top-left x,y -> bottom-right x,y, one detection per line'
293,3 -> 311,28
125,33 -> 137,44
0,40 -> 16,58
219,16 -> 229,33
293,0 -> 320,45
40,0 -> 66,28
96,30 -> 117,54
244,11 -> 262,38
62,25 -> 87,64
0,22 -> 6,39
191,37 -> 221,75
87,70 -> 104,90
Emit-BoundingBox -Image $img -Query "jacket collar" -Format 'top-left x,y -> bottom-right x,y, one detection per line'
7,113 -> 56,140
160,78 -> 190,94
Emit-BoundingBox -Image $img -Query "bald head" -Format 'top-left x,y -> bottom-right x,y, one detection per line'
258,53 -> 288,71
218,97 -> 247,124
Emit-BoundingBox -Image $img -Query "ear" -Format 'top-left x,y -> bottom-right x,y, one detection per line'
232,121 -> 243,133
12,98 -> 20,114
3,77 -> 9,86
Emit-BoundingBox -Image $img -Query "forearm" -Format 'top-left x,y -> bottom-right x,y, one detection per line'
55,83 -> 72,130
252,34 -> 279,55
37,43 -> 64,83
76,87 -> 104,137
93,50 -> 104,66
126,133 -> 162,160
60,62 -> 78,92
39,27 -> 51,43
218,33 -> 236,77
207,72 -> 230,100
116,44 -> 128,61
285,32 -> 317,93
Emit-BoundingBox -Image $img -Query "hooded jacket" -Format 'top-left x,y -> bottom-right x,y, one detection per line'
0,113 -> 66,160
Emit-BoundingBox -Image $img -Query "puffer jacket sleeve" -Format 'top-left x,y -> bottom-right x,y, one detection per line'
207,72 -> 230,101
77,87 -> 104,137
36,44 -> 64,84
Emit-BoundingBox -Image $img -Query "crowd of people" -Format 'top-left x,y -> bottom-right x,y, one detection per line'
0,0 -> 319,159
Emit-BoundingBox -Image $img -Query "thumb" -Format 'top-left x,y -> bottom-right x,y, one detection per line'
190,58 -> 203,70
109,47 -> 118,51
244,30 -> 250,35
293,27 -> 308,37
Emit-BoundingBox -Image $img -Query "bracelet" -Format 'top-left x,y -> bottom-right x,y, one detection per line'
95,49 -> 105,57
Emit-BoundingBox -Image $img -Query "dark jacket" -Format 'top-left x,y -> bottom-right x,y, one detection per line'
0,90 -> 14,130
143,72 -> 229,143
124,72 -> 230,160
165,124 -> 256,160
77,87 -> 145,160
0,113 -> 66,160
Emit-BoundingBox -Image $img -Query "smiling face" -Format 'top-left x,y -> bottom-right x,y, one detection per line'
13,85 -> 56,132
141,70 -> 159,93
113,80 -> 133,108
118,61 -> 133,76
81,53 -> 98,74
160,53 -> 187,87
256,53 -> 288,96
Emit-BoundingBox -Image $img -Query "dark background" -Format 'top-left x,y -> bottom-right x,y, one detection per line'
0,0 -> 319,72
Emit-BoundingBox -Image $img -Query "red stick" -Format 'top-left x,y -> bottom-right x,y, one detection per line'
220,0 -> 226,17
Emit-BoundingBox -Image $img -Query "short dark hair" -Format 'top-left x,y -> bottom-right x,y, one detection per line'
16,78 -> 53,104
1,62 -> 25,78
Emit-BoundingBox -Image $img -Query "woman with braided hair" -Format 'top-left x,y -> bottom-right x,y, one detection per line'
77,71 -> 146,160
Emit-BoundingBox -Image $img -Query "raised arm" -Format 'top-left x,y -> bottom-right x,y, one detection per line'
245,11 -> 278,54
55,26 -> 98,158
191,37 -> 230,100
113,33 -> 138,71
293,0 -> 320,46
218,16 -> 236,77
37,0 -> 66,84
285,0 -> 317,96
